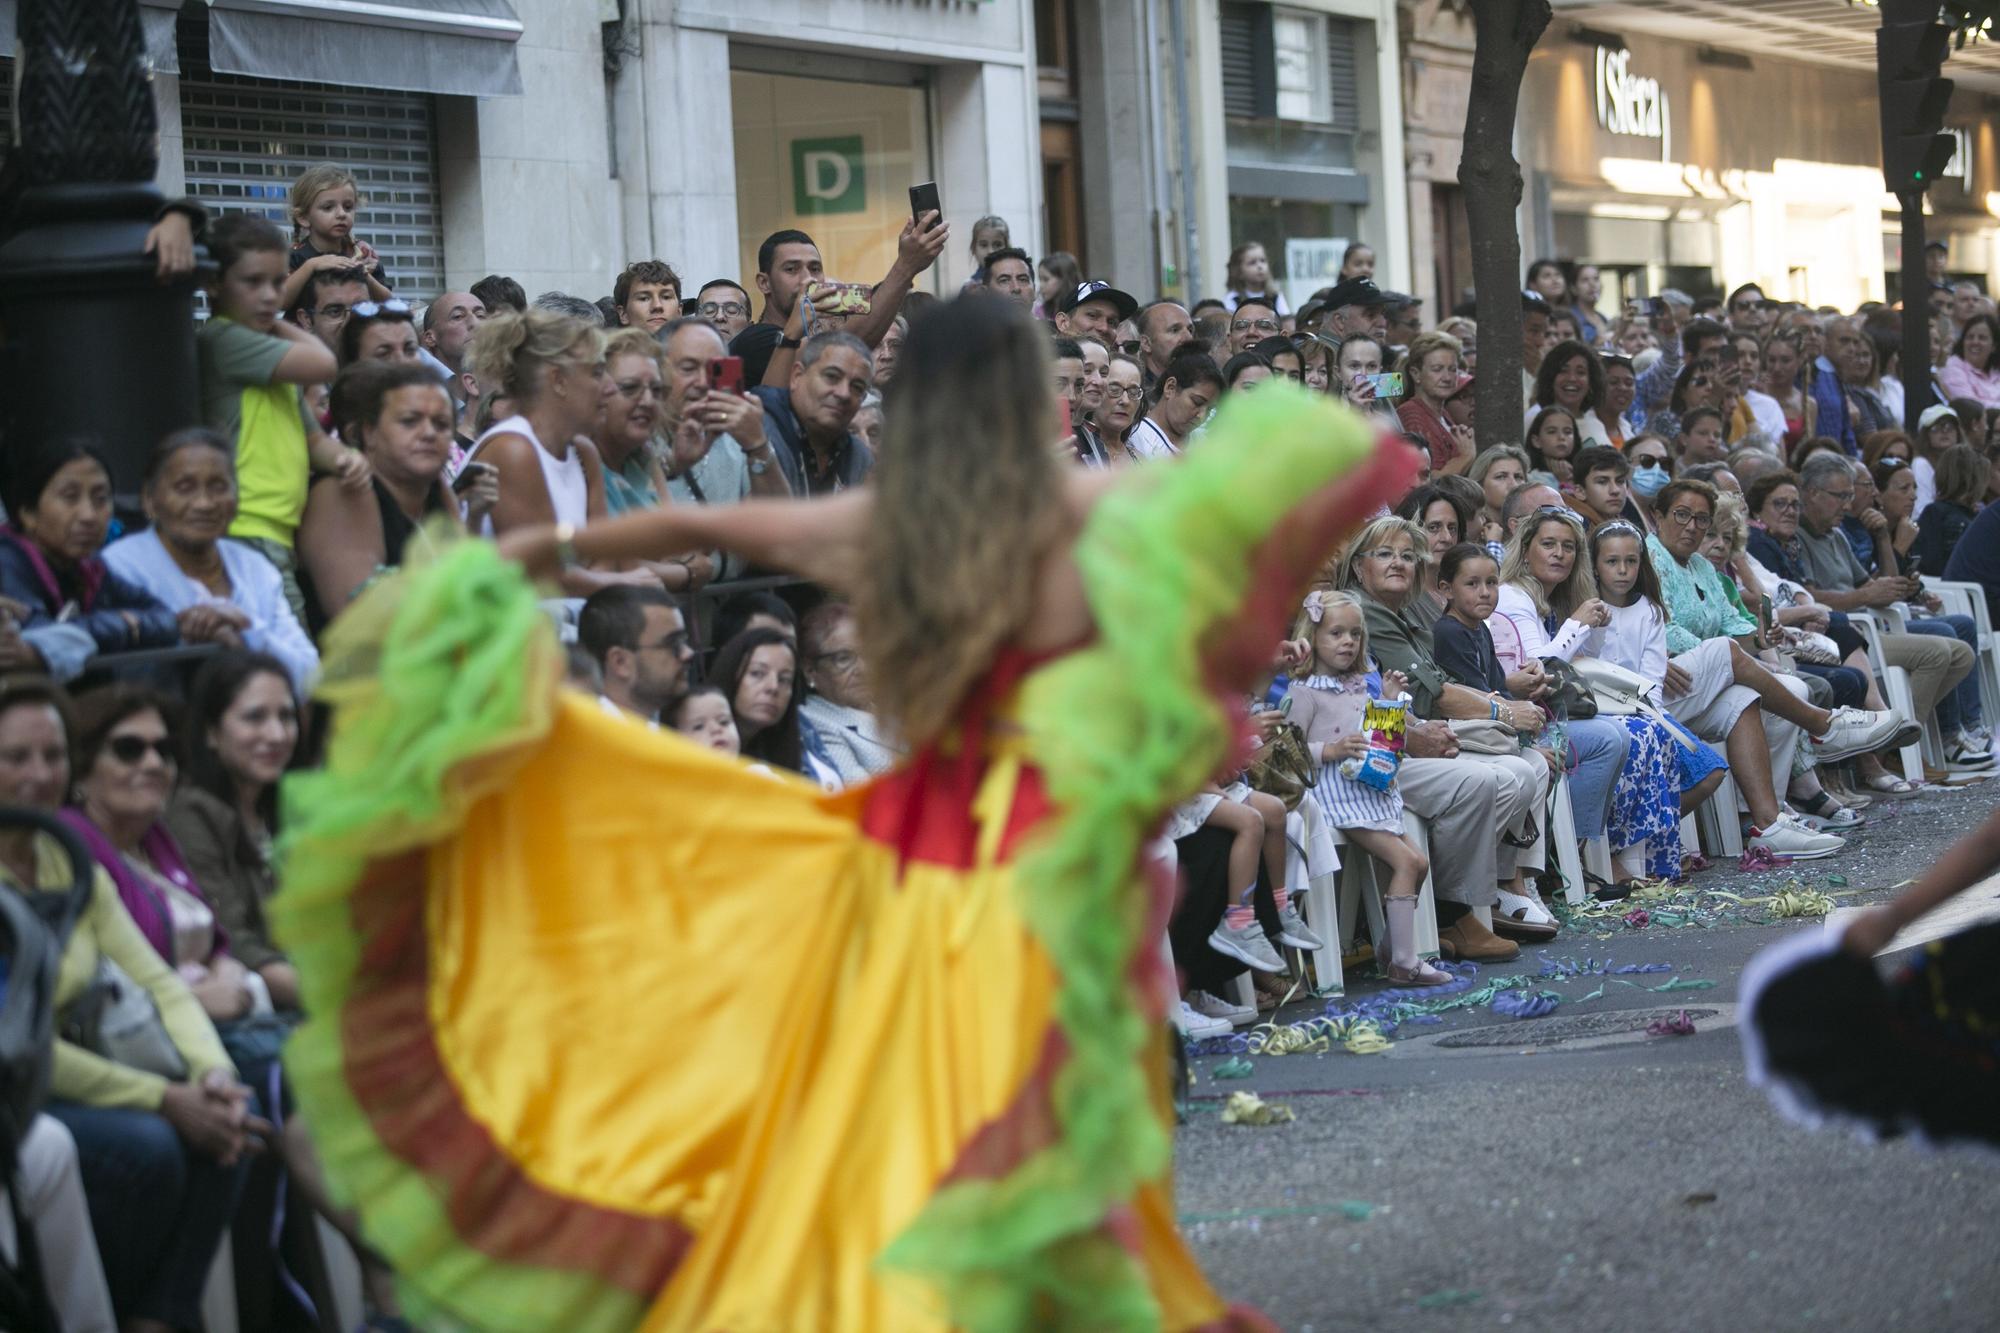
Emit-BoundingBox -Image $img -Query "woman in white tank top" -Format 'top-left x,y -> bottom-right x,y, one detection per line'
466,309 -> 668,597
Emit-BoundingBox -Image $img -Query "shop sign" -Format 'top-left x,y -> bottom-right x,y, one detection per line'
1942,126 -> 1973,189
1595,47 -> 1669,148
792,136 -> 867,215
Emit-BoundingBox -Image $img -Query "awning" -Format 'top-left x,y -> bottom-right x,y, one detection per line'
202,0 -> 523,97
0,0 -> 184,73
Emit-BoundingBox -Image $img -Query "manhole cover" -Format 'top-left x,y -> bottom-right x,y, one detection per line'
1433,1007 -> 1721,1049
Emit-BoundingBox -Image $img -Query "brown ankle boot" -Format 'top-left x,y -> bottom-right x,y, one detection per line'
1438,914 -> 1521,962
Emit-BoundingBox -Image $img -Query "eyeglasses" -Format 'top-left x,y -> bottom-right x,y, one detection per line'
641,631 -> 691,656
1763,497 -> 1801,514
1633,455 -> 1670,469
613,379 -> 667,400
1666,507 -> 1713,531
698,301 -> 748,320
813,649 -> 861,673
1365,547 -> 1418,565
1816,490 -> 1855,505
312,302 -> 353,320
106,735 -> 175,765
1118,339 -> 1143,356
1105,384 -> 1143,402
1231,318 -> 1280,333
351,299 -> 412,319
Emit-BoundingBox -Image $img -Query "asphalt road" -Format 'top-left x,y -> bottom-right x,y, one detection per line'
1175,778 -> 2000,1332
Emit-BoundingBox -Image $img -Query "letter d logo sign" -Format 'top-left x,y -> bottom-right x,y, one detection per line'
791,136 -> 866,215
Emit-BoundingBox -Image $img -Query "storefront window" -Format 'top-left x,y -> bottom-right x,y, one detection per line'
731,70 -> 933,294
1227,196 -> 1359,308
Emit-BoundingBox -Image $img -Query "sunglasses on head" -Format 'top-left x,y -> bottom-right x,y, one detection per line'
107,735 -> 175,765
352,299 -> 412,319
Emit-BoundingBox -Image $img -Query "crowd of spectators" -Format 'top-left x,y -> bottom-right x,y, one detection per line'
5,159 -> 2000,1321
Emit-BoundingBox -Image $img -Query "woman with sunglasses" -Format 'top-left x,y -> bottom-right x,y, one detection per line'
1647,478 -> 1906,856
336,297 -> 422,367
7,678 -> 265,1332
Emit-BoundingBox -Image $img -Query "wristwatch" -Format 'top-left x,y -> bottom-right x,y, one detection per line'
746,442 -> 773,476
778,335 -> 802,349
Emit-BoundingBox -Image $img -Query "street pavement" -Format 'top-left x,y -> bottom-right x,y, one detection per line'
1175,778 -> 2000,1332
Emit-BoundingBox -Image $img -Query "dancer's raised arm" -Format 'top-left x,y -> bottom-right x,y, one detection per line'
498,489 -> 874,597
1843,805 -> 2000,956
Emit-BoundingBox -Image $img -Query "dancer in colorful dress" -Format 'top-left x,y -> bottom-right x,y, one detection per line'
271,296 -> 1415,1332
1743,804 -> 2000,1149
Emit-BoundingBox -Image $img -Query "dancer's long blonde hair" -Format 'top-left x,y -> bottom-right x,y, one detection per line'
856,297 -> 1064,748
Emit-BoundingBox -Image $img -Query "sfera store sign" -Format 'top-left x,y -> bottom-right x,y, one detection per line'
1595,46 -> 1670,156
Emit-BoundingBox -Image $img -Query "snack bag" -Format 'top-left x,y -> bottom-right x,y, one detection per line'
1338,694 -> 1410,792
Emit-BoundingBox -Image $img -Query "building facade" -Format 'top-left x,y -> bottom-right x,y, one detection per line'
1397,3 -> 2000,318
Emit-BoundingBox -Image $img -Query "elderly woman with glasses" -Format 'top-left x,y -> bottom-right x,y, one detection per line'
1335,516 -> 1590,955
1646,478 -> 1907,856
589,328 -> 716,594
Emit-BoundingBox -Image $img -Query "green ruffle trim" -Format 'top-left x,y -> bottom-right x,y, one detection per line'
267,537 -> 640,1332
880,384 -> 1386,1330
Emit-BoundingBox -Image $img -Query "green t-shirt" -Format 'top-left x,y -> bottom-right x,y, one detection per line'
197,316 -> 311,544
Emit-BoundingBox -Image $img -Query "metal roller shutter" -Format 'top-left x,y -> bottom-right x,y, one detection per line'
177,18 -> 445,299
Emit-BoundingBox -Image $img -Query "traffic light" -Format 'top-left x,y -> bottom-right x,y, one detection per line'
1877,18 -> 1955,193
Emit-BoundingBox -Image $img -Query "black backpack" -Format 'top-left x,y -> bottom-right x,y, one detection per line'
0,811 -> 98,1332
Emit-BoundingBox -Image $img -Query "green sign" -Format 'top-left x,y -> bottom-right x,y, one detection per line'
791,136 -> 866,215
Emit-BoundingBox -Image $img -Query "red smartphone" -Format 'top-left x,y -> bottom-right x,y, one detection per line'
707,356 -> 744,395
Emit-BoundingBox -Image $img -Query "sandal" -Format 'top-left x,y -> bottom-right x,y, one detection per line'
1493,888 -> 1559,940
1383,960 -> 1454,987
1862,772 -> 1922,795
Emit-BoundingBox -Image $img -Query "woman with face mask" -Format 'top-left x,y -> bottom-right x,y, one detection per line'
1621,434 -> 1674,534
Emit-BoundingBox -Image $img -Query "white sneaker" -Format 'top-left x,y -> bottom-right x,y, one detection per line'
1808,707 -> 1909,763
1188,989 -> 1259,1027
1207,917 -> 1286,972
1273,902 -> 1325,951
1948,733 -> 1996,769
1173,999 -> 1231,1040
1748,812 -> 1845,861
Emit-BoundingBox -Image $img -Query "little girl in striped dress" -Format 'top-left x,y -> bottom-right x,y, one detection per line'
1284,590 -> 1451,987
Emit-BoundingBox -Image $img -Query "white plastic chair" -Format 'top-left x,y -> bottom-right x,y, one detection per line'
1848,609 -> 1931,776
1548,778 -> 1588,906
1331,812 -> 1442,973
1925,577 -> 2000,727
1694,770 -> 1744,857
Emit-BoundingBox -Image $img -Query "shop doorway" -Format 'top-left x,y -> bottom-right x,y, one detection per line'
731,68 -> 934,297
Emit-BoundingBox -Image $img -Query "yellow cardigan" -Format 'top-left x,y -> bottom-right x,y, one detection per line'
10,834 -> 235,1109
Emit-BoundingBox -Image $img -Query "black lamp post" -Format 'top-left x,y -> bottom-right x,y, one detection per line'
0,0 -> 204,507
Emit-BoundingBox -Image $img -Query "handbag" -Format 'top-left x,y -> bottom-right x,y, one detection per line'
1246,719 -> 1318,811
1447,717 -> 1520,755
58,955 -> 188,1082
1573,657 -> 1696,749
1538,656 -> 1597,721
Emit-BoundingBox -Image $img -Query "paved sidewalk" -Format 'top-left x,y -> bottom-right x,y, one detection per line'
1175,780 -> 2000,1330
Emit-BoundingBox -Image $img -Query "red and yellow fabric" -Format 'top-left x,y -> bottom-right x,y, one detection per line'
271,382 -> 1415,1332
